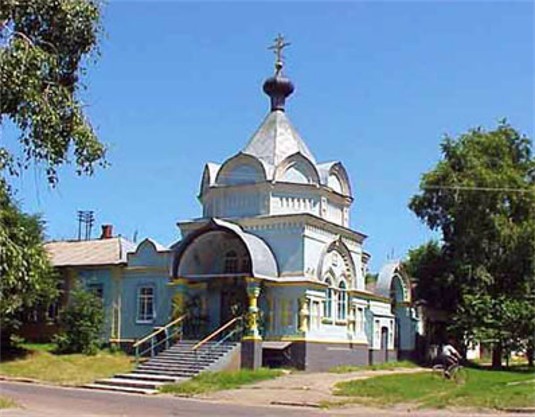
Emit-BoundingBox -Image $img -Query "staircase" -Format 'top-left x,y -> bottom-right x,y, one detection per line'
84,340 -> 240,394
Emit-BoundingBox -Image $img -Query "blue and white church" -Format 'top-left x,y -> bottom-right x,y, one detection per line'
42,40 -> 423,372
168,39 -> 424,369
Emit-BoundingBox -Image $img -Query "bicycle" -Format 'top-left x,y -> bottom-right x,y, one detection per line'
432,361 -> 468,384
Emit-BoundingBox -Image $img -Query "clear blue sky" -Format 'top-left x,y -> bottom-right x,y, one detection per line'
8,1 -> 534,272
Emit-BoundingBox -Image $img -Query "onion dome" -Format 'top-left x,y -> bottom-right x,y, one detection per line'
263,34 -> 294,112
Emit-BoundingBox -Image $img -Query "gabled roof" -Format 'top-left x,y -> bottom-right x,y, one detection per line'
44,237 -> 136,267
242,110 -> 316,166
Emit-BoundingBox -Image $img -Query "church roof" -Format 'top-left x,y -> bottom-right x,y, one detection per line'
242,110 -> 316,167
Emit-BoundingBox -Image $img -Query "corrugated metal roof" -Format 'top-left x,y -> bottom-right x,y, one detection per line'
44,237 -> 136,267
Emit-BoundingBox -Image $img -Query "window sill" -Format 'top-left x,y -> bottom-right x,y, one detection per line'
335,320 -> 348,325
322,318 -> 334,324
136,320 -> 155,325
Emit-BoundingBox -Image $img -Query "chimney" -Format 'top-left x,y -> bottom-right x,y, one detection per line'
100,224 -> 113,239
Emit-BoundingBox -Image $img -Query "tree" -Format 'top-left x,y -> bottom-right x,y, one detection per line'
54,287 -> 104,355
0,0 -> 106,184
404,241 -> 456,315
0,183 -> 57,345
409,121 -> 535,368
0,1 -> 106,344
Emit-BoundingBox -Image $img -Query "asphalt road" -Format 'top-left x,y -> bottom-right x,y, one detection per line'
0,381 -> 521,417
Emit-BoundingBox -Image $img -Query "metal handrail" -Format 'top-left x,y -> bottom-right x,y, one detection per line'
133,314 -> 187,348
192,316 -> 243,352
137,325 -> 183,358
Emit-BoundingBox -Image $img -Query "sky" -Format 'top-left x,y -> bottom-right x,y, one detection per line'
6,1 -> 534,272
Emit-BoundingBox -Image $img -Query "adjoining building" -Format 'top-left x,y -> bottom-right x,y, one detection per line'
35,42 -> 424,370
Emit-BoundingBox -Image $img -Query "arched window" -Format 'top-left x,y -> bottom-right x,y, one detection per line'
337,281 -> 347,320
224,250 -> 238,273
324,278 -> 334,319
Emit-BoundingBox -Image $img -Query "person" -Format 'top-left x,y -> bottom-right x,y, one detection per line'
440,338 -> 463,377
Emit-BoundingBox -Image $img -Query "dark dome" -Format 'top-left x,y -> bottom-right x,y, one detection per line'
263,75 -> 294,112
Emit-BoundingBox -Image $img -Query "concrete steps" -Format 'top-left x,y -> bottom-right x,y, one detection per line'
83,340 -> 239,394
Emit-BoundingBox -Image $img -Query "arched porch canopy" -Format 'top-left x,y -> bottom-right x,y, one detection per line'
172,218 -> 279,280
376,261 -> 412,304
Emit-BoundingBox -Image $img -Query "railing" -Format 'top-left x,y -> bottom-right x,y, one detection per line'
191,315 -> 244,362
133,314 -> 188,363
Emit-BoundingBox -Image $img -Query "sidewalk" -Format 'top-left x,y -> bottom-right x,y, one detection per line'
195,367 -> 425,408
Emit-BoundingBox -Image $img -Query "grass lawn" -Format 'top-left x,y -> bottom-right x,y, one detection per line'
329,366 -> 535,410
0,343 -> 134,386
329,360 -> 417,373
0,396 -> 17,409
160,368 -> 285,395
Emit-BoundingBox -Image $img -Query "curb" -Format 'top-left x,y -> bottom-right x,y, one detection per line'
498,408 -> 535,414
0,375 -> 38,384
270,400 -> 322,408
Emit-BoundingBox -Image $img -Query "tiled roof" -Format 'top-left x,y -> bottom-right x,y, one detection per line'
44,237 -> 136,267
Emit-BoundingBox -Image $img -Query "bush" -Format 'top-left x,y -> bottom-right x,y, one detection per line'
54,288 -> 104,355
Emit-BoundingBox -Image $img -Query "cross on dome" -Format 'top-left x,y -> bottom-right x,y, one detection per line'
268,34 -> 290,76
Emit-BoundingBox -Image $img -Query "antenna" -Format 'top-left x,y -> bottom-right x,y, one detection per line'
77,210 -> 95,240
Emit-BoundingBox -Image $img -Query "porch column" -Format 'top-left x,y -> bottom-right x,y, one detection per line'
170,277 -> 188,318
242,277 -> 262,369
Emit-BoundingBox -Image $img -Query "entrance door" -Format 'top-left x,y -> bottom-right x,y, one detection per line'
381,327 -> 389,362
219,280 -> 247,326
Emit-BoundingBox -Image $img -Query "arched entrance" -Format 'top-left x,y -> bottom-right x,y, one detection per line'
171,218 -> 278,337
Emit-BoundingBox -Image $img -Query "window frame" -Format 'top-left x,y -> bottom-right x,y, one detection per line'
336,280 -> 348,321
136,285 -> 156,324
324,277 -> 334,321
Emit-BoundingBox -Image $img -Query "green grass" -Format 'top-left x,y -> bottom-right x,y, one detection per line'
0,396 -> 17,409
329,360 -> 417,374
160,368 -> 285,395
0,343 -> 134,385
328,367 -> 535,410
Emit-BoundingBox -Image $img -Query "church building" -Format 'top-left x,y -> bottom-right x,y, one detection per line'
40,38 -> 422,372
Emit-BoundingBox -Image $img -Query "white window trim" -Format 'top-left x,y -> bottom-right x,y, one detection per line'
136,285 -> 156,324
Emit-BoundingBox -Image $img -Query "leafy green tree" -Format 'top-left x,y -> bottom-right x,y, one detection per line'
54,287 -> 104,355
0,1 -> 106,345
404,241 -> 456,315
0,0 -> 106,183
0,183 -> 57,346
409,121 -> 535,368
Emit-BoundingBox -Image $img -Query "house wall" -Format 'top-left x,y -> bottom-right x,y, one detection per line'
120,271 -> 173,340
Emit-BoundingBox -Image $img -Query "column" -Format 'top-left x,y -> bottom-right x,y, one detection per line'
298,296 -> 310,334
242,277 -> 262,369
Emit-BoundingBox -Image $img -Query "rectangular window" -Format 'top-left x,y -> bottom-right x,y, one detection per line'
87,283 -> 104,299
357,308 -> 365,333
137,286 -> 155,323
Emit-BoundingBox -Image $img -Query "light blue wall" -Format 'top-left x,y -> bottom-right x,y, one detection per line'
250,226 -> 304,275
120,272 -> 173,339
77,268 -> 115,340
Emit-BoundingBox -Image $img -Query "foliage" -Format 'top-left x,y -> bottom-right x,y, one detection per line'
329,360 -> 417,374
0,0 -> 106,184
160,368 -> 285,395
409,121 -> 535,367
365,272 -> 378,286
0,0 -> 107,346
54,287 -> 105,355
404,241 -> 455,314
0,342 -> 133,385
0,182 -> 57,344
0,396 -> 16,409
330,367 -> 535,410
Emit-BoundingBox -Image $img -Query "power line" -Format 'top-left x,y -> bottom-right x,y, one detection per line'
422,185 -> 534,194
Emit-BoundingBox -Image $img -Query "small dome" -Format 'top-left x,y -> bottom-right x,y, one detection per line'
263,75 -> 294,111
